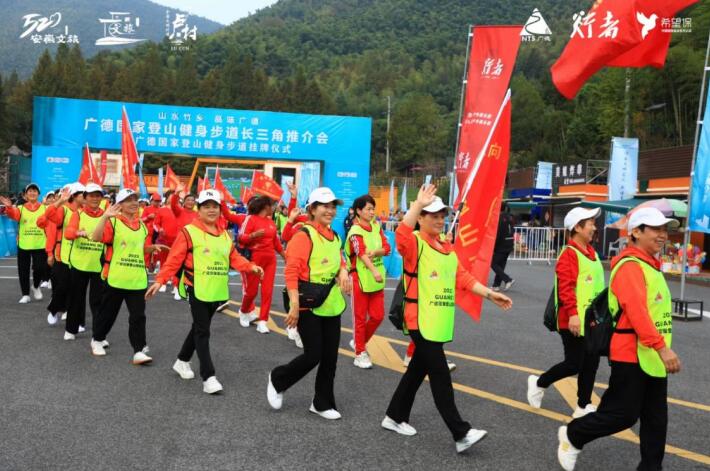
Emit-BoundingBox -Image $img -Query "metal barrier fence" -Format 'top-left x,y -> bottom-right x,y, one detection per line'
510,226 -> 567,265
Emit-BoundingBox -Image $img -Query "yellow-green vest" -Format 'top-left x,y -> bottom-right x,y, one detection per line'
17,204 -> 47,250
554,245 -> 605,336
302,224 -> 346,317
105,218 -> 148,290
179,224 -> 232,302
345,221 -> 386,293
609,257 -> 673,378
59,207 -> 75,265
69,210 -> 104,273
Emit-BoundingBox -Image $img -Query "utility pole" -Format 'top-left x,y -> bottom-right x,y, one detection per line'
623,68 -> 631,137
386,95 -> 391,174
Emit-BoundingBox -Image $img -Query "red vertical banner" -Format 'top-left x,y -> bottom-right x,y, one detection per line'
99,150 -> 108,185
78,143 -> 99,184
165,164 -> 180,192
454,25 -> 522,204
121,107 -> 139,191
454,93 -> 512,321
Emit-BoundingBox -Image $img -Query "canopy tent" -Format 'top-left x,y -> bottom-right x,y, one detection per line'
579,198 -> 649,214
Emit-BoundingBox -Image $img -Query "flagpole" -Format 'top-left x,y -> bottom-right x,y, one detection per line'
450,24 -> 474,206
680,28 -> 710,301
448,89 -> 511,233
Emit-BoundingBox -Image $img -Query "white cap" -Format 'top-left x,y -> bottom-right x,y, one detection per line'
69,183 -> 86,195
628,207 -> 679,232
196,189 -> 221,205
116,188 -> 137,204
422,196 -> 449,214
84,183 -> 103,194
307,187 -> 342,206
564,207 -> 601,231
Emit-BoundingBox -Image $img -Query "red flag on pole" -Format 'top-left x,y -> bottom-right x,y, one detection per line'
121,106 -> 139,190
240,186 -> 255,204
213,166 -> 236,205
454,91 -> 512,321
198,176 -> 213,192
78,143 -> 100,184
454,25 -> 522,205
551,0 -> 698,100
165,164 -> 180,192
251,171 -> 284,201
99,150 -> 108,185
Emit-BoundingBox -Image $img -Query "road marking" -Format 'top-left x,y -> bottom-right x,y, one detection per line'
220,300 -> 710,466
685,308 -> 710,319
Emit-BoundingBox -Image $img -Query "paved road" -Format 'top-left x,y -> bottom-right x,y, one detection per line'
0,258 -> 708,470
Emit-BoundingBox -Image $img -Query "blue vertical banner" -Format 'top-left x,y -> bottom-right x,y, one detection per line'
689,92 -> 710,232
138,154 -> 148,198
280,175 -> 294,206
157,167 -> 164,196
400,181 -> 407,212
389,179 -> 395,215
607,137 -> 639,224
535,161 -> 554,190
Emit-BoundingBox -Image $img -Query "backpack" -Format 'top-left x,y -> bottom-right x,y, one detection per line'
584,280 -> 634,358
388,242 -> 424,331
543,287 -> 557,332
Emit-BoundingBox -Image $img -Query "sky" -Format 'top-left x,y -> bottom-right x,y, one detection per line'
150,0 -> 280,25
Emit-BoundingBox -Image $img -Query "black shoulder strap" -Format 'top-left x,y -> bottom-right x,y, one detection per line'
402,239 -> 426,303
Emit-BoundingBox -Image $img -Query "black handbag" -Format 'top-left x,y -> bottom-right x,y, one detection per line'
282,279 -> 336,312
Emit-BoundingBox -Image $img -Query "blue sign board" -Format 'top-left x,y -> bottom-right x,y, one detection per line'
32,96 -> 372,235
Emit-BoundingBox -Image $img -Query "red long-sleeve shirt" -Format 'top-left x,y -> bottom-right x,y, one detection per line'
65,206 -> 105,240
220,202 -> 246,228
281,198 -> 308,242
154,206 -> 179,243
170,194 -> 198,229
555,240 -> 599,330
155,219 -> 255,286
285,222 -> 346,291
346,220 -> 391,271
239,214 -> 284,255
37,213 -> 58,257
397,223 -> 477,331
609,246 -> 667,364
45,203 -> 80,262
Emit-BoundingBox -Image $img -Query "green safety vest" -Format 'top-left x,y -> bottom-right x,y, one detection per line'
302,224 -> 346,317
344,221 -> 386,293
609,256 -> 673,378
59,207 -> 75,265
68,210 -> 104,273
105,218 -> 149,290
553,245 -> 605,336
17,204 -> 47,250
413,232 -> 458,343
179,224 -> 232,302
275,213 -> 288,233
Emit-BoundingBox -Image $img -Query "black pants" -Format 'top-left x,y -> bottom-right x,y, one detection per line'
17,247 -> 47,295
568,362 -> 668,471
47,261 -> 71,315
178,288 -> 222,381
271,311 -> 341,411
93,285 -> 147,353
386,330 -> 471,441
537,329 -> 600,408
66,268 -> 105,335
491,250 -> 512,287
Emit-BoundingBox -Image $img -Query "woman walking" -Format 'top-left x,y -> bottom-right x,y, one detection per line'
267,187 -> 351,419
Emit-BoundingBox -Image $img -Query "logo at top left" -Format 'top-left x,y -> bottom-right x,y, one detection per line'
20,12 -> 80,45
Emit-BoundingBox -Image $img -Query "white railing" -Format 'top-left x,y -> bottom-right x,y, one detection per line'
510,226 -> 567,265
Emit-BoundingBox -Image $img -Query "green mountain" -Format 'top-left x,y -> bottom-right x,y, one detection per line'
0,0 -> 223,78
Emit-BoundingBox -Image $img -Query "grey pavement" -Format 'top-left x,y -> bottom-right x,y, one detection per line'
0,257 -> 708,470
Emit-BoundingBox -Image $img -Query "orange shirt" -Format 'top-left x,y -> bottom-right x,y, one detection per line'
397,222 -> 477,331
155,219 -> 255,286
284,222 -> 346,291
609,246 -> 667,364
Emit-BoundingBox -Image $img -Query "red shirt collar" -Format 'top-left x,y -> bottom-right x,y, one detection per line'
567,239 -> 597,261
82,206 -> 104,217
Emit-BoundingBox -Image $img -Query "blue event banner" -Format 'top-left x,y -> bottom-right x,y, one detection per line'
689,91 -> 710,233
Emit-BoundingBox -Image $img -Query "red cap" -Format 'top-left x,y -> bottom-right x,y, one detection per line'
151,192 -> 162,201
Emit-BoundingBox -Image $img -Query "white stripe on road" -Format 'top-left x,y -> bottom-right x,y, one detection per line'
685,308 -> 710,319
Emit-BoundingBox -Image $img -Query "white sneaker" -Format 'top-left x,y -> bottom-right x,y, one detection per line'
158,284 -> 167,293
255,320 -> 270,334
18,295 -> 31,304
132,350 -> 153,365
172,287 -> 181,301
287,326 -> 297,340
572,404 -> 597,419
64,331 -> 75,341
101,340 -> 110,348
309,403 -> 341,420
32,286 -> 43,300
349,338 -> 356,351
527,375 -> 545,408
381,416 -> 417,436
203,376 -> 223,394
293,333 -> 303,349
47,313 -> 59,325
172,359 -> 195,380
239,310 -> 256,327
354,352 -> 373,369
267,373 -> 282,410
403,355 -> 411,367
142,345 -> 150,354
90,339 -> 106,356
455,428 -> 488,453
61,312 -> 67,321
557,426 -> 581,471
47,281 -> 52,290
503,279 -> 516,292
40,281 -> 49,289
78,325 -> 86,333
447,360 -> 457,372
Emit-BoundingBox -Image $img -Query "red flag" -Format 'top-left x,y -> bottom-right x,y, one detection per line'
251,171 -> 284,201
213,166 -> 236,205
121,107 -> 139,190
240,185 -> 254,204
454,26 -> 522,205
454,92 -> 512,321
551,0 -> 698,100
99,150 -> 108,185
165,164 -> 180,192
78,143 -> 99,184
